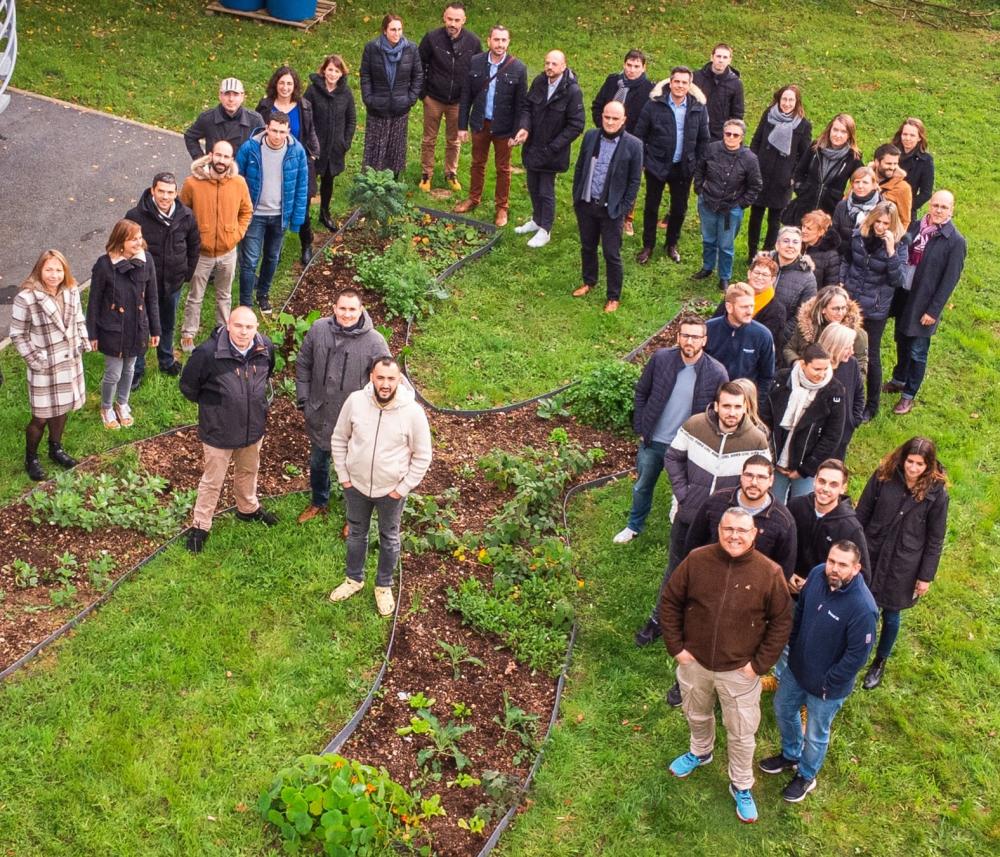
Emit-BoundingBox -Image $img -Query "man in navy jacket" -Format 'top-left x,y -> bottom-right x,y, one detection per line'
705,282 -> 775,397
758,540 -> 877,803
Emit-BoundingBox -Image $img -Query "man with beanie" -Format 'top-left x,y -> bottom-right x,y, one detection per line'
184,77 -> 264,159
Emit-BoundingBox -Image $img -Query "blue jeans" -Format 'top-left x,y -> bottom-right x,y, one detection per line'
774,668 -> 847,781
772,472 -> 815,505
239,214 -> 286,306
875,608 -> 902,659
891,334 -> 932,400
309,443 -> 332,509
344,486 -> 406,587
135,289 -> 182,376
626,440 -> 667,533
698,199 -> 744,280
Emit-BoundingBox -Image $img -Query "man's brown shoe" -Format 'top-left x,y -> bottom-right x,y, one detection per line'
453,198 -> 478,214
882,380 -> 905,394
297,505 -> 327,524
893,397 -> 915,415
572,284 -> 591,297
604,300 -> 620,313
636,247 -> 653,265
494,208 -> 508,227
342,522 -> 350,539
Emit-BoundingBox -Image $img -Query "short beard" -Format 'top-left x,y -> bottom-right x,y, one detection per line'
374,388 -> 397,405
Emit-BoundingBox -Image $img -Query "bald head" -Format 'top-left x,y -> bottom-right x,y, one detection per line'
544,50 -> 567,80
601,100 -> 627,135
928,190 -> 955,226
227,306 -> 259,349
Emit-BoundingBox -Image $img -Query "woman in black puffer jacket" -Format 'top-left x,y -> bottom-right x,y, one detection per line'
839,201 -> 908,420
782,113 -> 862,224
800,209 -> 841,288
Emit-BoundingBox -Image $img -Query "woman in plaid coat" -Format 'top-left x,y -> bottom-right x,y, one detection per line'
10,249 -> 91,481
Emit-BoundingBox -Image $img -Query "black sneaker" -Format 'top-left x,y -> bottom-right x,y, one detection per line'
130,372 -> 144,392
258,297 -> 272,315
160,360 -> 183,377
186,526 -> 210,553
236,506 -> 279,526
759,753 -> 799,775
782,773 -> 816,803
666,680 -> 683,708
634,619 -> 662,647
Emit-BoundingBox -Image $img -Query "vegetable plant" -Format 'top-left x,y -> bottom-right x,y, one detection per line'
565,360 -> 642,434
435,640 -> 485,680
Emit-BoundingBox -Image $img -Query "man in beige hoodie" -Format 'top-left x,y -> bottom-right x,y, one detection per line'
329,357 -> 433,616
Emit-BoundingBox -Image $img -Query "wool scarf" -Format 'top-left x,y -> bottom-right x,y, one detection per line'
378,34 -> 409,90
909,213 -> 946,266
765,105 -> 801,157
818,144 -> 850,183
613,72 -> 648,103
777,361 -> 832,467
846,188 -> 880,227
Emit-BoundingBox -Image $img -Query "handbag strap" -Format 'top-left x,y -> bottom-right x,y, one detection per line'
476,55 -> 516,99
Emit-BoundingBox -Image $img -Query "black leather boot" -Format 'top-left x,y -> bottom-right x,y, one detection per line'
49,443 -> 79,469
862,657 -> 887,690
320,209 -> 337,231
300,244 -> 314,266
26,454 -> 46,481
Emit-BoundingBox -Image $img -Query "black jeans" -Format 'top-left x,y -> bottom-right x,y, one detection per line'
574,200 -> 624,301
863,316 -> 889,413
526,169 -> 557,231
649,518 -> 692,624
641,163 -> 692,250
747,205 -> 783,257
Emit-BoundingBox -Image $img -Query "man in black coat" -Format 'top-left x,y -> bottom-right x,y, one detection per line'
180,306 -> 277,553
633,67 -> 710,266
692,44 -> 745,141
511,50 -> 585,248
787,459 -> 871,593
184,77 -> 264,159
569,102 -> 643,313
125,172 -> 201,388
418,3 -> 481,193
887,190 -> 966,415
454,25 -> 527,227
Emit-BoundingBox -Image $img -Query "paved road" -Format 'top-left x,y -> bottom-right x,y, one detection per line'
0,90 -> 188,342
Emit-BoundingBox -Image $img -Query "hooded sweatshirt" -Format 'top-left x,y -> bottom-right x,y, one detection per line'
178,154 -> 254,257
331,377 -> 432,498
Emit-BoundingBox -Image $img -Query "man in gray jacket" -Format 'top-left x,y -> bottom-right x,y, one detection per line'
296,288 -> 391,525
330,357 -> 433,616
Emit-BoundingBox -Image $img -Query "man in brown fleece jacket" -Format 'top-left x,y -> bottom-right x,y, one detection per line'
659,506 -> 792,824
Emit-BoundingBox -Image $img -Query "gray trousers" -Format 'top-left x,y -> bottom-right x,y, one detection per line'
344,486 -> 406,587
101,355 -> 137,409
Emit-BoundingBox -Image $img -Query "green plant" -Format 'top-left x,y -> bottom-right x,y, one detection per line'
451,702 -> 473,719
493,691 -> 540,765
402,489 -> 461,554
396,709 -> 473,773
263,309 -> 321,374
353,242 -> 448,321
87,551 -> 116,592
402,213 -> 489,275
535,392 -> 571,420
407,692 -> 435,710
12,559 -> 40,589
457,814 -> 487,834
435,640 -> 486,680
348,168 -> 409,237
447,773 -> 480,789
565,360 -> 642,434
258,753 -> 436,855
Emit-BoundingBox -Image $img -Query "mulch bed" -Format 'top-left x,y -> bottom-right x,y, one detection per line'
0,210 -> 638,855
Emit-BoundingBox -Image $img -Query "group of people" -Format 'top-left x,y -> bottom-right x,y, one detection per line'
611,308 -> 950,820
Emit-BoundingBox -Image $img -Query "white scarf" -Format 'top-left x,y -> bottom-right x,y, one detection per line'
778,362 -> 832,467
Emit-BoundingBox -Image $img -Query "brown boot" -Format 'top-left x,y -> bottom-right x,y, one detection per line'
297,505 -> 327,524
453,198 -> 479,214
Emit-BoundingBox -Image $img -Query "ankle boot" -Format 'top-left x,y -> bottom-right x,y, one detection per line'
320,209 -> 337,231
26,453 -> 46,482
300,244 -> 314,266
862,656 -> 887,690
49,442 -> 78,469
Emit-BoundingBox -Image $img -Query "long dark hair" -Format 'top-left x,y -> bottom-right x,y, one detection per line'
876,436 -> 947,501
266,66 -> 302,103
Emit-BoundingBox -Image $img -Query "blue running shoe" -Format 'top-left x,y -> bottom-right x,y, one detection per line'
668,751 -> 713,778
729,782 -> 759,823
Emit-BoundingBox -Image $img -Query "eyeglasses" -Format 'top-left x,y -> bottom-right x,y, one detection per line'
742,473 -> 772,481
720,526 -> 755,535
677,332 -> 706,341
723,131 -> 743,138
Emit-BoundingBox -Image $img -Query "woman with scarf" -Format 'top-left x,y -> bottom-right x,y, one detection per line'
256,66 -> 322,265
855,437 -> 949,690
839,200 -> 908,421
10,250 -> 91,480
782,113 -> 862,225
784,285 -> 868,374
304,54 -> 357,233
747,85 -> 812,261
816,322 -> 865,461
892,117 -> 935,222
799,209 -> 841,288
359,14 -> 423,177
760,342 -> 845,504
711,254 -> 786,352
832,166 -> 881,250
85,219 -> 160,430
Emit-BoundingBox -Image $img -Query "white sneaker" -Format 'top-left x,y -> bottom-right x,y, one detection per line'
613,527 -> 638,544
374,586 -> 396,617
329,577 -> 364,602
514,218 -> 539,235
527,228 -> 550,248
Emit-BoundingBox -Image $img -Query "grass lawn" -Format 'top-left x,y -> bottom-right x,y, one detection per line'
0,493 -> 385,856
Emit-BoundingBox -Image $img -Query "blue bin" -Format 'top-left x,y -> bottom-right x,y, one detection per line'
220,0 -> 265,10
266,0 -> 317,21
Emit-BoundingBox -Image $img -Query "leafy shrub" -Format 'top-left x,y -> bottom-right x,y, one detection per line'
353,242 -> 448,321
264,309 -> 322,374
258,753 -> 441,856
565,360 -> 642,434
348,168 -> 408,237
402,489 -> 461,554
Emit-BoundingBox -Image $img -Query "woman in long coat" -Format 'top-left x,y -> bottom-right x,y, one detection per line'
359,13 -> 422,176
782,113 -> 862,224
10,249 -> 90,480
855,436 -> 949,690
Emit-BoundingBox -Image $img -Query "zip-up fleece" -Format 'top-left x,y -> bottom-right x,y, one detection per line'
660,543 -> 793,675
331,378 -> 432,499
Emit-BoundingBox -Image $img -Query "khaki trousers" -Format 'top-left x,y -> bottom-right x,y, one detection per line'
676,658 -> 762,790
192,439 -> 262,531
421,96 -> 461,177
182,249 -> 236,340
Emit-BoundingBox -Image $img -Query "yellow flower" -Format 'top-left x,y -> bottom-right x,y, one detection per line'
478,548 -> 489,562
577,579 -> 585,589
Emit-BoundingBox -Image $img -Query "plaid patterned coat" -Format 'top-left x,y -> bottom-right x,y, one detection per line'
10,283 -> 90,418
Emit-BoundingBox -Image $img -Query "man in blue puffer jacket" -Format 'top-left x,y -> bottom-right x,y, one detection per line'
235,111 -> 309,314
758,540 -> 877,804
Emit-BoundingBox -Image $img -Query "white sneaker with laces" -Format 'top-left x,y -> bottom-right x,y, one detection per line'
514,218 -> 539,235
613,527 -> 638,544
527,228 -> 550,248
